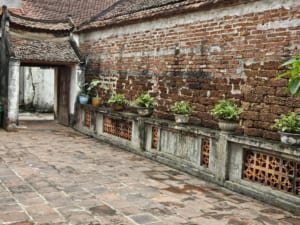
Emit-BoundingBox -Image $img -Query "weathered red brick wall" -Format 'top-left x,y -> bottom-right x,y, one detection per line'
79,1 -> 300,140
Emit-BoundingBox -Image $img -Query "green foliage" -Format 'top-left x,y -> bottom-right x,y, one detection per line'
211,100 -> 242,121
87,79 -> 101,98
272,112 -> 300,133
277,55 -> 300,96
171,101 -> 192,115
79,83 -> 89,96
135,93 -> 155,108
108,94 -> 126,105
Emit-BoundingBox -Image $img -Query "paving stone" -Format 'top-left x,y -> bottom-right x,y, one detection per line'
0,197 -> 17,205
0,212 -> 29,223
89,204 -> 116,216
0,204 -> 23,213
9,185 -> 34,194
128,213 -> 160,225
25,204 -> 65,223
6,222 -> 34,225
66,211 -> 100,225
0,121 -> 299,225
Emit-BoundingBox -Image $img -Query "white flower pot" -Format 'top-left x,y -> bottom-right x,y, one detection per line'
136,107 -> 154,117
279,132 -> 300,146
218,120 -> 239,132
174,114 -> 189,123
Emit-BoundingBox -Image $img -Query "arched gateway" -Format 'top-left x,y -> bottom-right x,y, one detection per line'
0,6 -> 85,130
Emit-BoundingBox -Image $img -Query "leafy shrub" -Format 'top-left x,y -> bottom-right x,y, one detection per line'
108,94 -> 126,105
272,112 -> 300,133
171,101 -> 192,115
136,93 -> 154,108
211,100 -> 242,121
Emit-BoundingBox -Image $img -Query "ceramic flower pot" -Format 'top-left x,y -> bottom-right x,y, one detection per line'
174,114 -> 189,123
79,95 -> 89,104
136,107 -> 154,117
91,97 -> 101,107
279,132 -> 300,146
218,120 -> 239,132
111,104 -> 125,111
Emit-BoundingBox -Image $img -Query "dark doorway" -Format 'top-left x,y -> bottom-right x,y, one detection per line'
57,66 -> 71,126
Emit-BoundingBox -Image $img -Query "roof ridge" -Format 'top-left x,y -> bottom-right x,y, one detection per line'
77,0 -> 127,29
101,0 -> 188,21
77,0 -> 216,31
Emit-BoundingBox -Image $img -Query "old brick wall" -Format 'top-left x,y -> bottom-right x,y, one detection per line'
79,0 -> 300,140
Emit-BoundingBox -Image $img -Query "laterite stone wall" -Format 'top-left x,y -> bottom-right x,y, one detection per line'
79,0 -> 300,140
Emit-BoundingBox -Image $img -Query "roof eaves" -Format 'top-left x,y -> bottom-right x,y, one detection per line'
9,11 -> 74,32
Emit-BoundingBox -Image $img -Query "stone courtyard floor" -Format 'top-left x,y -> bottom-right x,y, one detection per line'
0,120 -> 299,225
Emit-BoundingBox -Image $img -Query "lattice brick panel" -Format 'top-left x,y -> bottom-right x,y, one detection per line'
152,127 -> 158,150
243,149 -> 300,196
103,117 -> 132,141
84,111 -> 91,128
201,138 -> 210,168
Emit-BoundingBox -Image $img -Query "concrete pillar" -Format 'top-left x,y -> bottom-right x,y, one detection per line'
7,58 -> 20,129
69,64 -> 85,125
215,132 -> 230,184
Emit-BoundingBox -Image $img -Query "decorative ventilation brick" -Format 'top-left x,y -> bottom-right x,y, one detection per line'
243,149 -> 300,196
84,111 -> 91,128
152,127 -> 159,150
201,138 -> 210,168
103,117 -> 132,141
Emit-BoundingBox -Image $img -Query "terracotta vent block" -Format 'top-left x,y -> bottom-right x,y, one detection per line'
103,117 -> 132,141
201,138 -> 210,168
152,127 -> 159,150
243,149 -> 300,196
84,111 -> 91,128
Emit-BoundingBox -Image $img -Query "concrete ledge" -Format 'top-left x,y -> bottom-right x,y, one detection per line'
227,134 -> 300,158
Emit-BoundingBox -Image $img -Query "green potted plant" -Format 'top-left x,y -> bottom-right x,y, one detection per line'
108,94 -> 127,111
277,55 -> 300,96
134,93 -> 155,116
78,83 -> 89,104
171,101 -> 192,123
272,112 -> 300,146
211,100 -> 242,132
87,79 -> 102,107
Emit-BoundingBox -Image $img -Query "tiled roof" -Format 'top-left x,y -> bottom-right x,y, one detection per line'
9,13 -> 73,31
0,8 -> 23,15
21,0 -> 119,26
2,0 -> 232,32
9,31 -> 80,64
78,0 -> 225,31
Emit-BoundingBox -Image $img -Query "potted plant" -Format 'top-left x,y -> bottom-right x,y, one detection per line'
171,101 -> 192,123
78,83 -> 89,104
211,100 -> 242,132
87,79 -> 102,107
134,93 -> 155,116
277,55 -> 300,96
272,112 -> 300,146
108,94 -> 127,111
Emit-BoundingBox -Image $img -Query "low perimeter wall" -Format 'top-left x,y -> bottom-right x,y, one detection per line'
74,104 -> 300,215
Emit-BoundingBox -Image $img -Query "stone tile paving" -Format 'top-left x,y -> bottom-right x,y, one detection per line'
0,121 -> 299,225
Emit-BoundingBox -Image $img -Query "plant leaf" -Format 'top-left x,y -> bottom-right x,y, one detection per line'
289,76 -> 300,95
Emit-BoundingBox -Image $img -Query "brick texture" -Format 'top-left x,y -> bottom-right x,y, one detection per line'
80,2 -> 300,140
